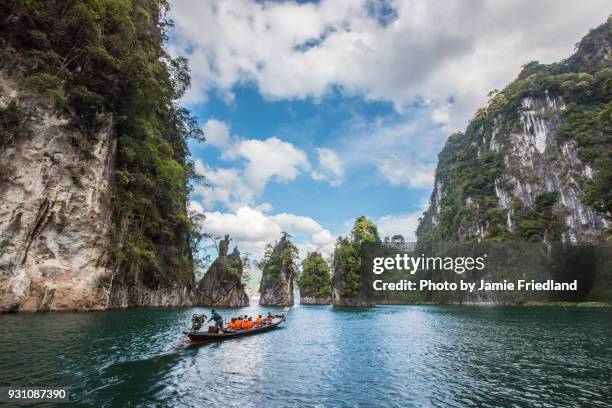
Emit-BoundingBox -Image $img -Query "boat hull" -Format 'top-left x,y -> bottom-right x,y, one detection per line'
186,310 -> 288,343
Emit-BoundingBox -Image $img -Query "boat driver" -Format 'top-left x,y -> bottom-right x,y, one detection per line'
207,309 -> 224,331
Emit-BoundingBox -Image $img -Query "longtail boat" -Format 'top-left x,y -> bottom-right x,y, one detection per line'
185,308 -> 289,343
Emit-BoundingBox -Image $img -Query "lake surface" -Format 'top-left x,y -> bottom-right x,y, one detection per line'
1,305 -> 611,407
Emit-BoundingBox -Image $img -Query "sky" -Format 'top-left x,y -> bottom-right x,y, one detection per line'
167,0 -> 610,262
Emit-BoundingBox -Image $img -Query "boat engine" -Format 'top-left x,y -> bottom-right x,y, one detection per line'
191,314 -> 206,332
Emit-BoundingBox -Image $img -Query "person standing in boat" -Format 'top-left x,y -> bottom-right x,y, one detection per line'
207,309 -> 224,331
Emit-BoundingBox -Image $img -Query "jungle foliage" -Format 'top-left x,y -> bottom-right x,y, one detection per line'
299,252 -> 332,299
333,216 -> 380,298
259,234 -> 299,284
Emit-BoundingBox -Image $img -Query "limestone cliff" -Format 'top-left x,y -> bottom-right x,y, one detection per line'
259,235 -> 296,306
0,1 -> 202,311
198,236 -> 249,307
0,75 -> 115,311
300,295 -> 331,305
417,18 -> 611,243
0,75 -> 198,311
332,217 -> 378,307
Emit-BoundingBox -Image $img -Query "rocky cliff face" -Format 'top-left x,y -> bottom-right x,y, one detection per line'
0,1 -> 203,311
0,75 -> 115,311
332,277 -> 374,307
417,18 -> 611,243
198,236 -> 249,307
258,235 -> 296,306
300,295 -> 331,305
0,74 -> 197,311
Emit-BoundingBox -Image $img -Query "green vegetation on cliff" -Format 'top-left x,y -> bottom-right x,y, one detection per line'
216,257 -> 244,288
258,233 -> 299,284
333,216 -> 380,298
417,17 -> 612,243
0,1 -> 203,286
299,252 -> 332,299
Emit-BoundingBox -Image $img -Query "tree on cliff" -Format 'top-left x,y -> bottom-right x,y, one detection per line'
258,233 -> 298,306
199,235 -> 249,307
333,216 -> 380,301
299,252 -> 332,300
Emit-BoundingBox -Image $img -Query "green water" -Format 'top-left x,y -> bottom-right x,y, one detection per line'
0,305 -> 611,407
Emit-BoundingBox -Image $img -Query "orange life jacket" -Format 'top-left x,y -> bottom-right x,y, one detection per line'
244,320 -> 254,329
235,319 -> 243,330
255,317 -> 262,325
227,321 -> 235,330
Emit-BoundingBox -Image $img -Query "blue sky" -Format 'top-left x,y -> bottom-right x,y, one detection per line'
188,86 -> 431,227
167,0 -> 610,260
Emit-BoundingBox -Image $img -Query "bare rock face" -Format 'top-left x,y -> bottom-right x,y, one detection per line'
300,295 -> 331,305
259,235 -> 295,306
331,292 -> 374,307
424,95 -> 608,242
332,266 -> 375,307
198,236 -> 249,307
107,283 -> 197,309
0,75 -> 115,311
492,96 -> 606,241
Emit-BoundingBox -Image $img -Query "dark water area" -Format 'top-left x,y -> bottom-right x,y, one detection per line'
1,305 -> 611,407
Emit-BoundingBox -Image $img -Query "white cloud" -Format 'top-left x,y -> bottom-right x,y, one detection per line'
226,137 -> 310,192
188,200 -> 204,215
254,202 -> 273,212
311,148 -> 345,186
333,111 -> 444,190
202,118 -> 231,147
311,229 -> 336,247
193,160 -> 256,210
204,206 -> 283,243
377,159 -> 435,189
377,212 -> 423,242
169,0 -> 609,128
431,101 -> 452,126
270,213 -> 324,235
196,205 -> 336,260
193,133 -> 311,209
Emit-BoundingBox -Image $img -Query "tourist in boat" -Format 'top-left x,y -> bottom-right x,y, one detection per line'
207,309 -> 224,331
265,312 -> 273,324
244,317 -> 254,330
255,315 -> 262,326
226,318 -> 236,331
234,316 -> 244,330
